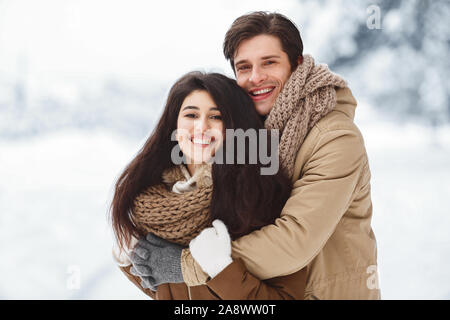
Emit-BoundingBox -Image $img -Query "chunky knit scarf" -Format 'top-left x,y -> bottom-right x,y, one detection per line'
264,54 -> 347,178
132,164 -> 213,246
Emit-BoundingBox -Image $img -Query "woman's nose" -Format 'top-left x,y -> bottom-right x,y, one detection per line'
194,117 -> 209,133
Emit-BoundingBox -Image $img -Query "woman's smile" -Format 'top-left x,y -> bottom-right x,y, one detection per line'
190,134 -> 216,147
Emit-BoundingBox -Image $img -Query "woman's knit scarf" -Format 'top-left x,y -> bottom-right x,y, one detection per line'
264,54 -> 347,178
132,165 -> 213,246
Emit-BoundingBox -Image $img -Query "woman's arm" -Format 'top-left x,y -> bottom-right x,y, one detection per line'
119,265 -> 156,299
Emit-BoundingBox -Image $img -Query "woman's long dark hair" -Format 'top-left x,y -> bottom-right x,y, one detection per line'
110,72 -> 291,248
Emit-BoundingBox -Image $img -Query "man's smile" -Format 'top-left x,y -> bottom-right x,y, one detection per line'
248,86 -> 276,101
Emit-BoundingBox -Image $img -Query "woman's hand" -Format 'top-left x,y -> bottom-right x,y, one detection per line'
189,219 -> 233,278
130,233 -> 184,290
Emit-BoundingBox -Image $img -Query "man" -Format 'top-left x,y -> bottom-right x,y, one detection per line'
121,11 -> 380,300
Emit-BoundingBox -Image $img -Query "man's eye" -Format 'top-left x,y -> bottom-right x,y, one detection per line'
264,60 -> 275,66
237,65 -> 250,72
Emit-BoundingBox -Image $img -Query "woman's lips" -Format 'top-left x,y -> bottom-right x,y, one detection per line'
190,136 -> 216,148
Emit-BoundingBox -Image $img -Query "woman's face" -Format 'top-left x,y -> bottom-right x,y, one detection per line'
176,90 -> 224,165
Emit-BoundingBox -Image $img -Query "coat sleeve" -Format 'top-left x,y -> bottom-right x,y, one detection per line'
183,122 -> 368,284
206,258 -> 306,300
119,265 -> 156,299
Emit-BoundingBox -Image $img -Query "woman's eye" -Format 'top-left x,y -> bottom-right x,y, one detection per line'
184,113 -> 197,118
210,115 -> 222,120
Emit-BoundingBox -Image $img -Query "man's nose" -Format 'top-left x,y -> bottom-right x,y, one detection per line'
249,67 -> 267,84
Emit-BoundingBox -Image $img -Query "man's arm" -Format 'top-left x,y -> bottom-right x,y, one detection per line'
206,258 -> 306,300
183,123 -> 368,284
187,219 -> 306,299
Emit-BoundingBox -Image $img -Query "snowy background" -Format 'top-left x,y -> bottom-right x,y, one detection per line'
0,0 -> 449,299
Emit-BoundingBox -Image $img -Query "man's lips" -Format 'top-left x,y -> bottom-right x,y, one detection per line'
248,86 -> 276,102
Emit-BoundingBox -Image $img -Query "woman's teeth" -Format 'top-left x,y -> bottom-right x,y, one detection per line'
192,138 -> 212,145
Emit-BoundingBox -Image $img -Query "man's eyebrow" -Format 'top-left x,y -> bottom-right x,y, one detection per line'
234,59 -> 249,67
261,55 -> 281,60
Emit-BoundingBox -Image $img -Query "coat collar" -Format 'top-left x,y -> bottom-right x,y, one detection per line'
334,87 -> 357,120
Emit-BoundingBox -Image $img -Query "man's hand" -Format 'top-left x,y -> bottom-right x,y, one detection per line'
130,233 -> 184,291
189,220 -> 233,278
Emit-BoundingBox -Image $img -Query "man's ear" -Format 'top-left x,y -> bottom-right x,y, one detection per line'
297,55 -> 303,65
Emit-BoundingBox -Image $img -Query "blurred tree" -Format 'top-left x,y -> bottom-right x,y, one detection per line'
318,0 -> 450,124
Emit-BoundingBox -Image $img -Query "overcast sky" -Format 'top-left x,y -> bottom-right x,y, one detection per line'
0,0 -> 312,84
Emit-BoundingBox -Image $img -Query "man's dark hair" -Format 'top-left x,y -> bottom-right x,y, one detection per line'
223,11 -> 303,73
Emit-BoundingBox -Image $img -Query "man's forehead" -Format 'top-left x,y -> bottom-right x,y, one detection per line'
233,34 -> 284,62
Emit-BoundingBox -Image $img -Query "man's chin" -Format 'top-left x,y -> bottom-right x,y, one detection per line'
255,100 -> 274,116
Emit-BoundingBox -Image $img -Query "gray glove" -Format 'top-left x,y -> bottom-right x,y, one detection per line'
130,233 -> 184,291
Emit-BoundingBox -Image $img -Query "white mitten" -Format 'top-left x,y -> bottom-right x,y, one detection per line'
189,219 -> 233,278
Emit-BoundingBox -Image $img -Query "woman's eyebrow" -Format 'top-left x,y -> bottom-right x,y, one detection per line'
181,106 -> 220,111
181,106 -> 199,111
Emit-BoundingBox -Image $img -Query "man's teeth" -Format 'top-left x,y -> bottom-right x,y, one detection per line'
252,88 -> 274,95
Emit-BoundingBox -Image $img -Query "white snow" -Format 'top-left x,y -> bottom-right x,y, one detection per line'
356,105 -> 450,299
0,130 -> 149,299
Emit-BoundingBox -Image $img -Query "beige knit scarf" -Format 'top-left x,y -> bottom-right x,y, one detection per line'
132,164 -> 213,246
265,54 -> 347,178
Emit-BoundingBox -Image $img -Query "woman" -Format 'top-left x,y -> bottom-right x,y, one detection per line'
110,72 -> 306,299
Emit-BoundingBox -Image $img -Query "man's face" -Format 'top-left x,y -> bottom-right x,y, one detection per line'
234,34 -> 293,116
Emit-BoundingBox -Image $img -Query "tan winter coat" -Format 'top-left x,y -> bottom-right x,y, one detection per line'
181,87 -> 381,300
